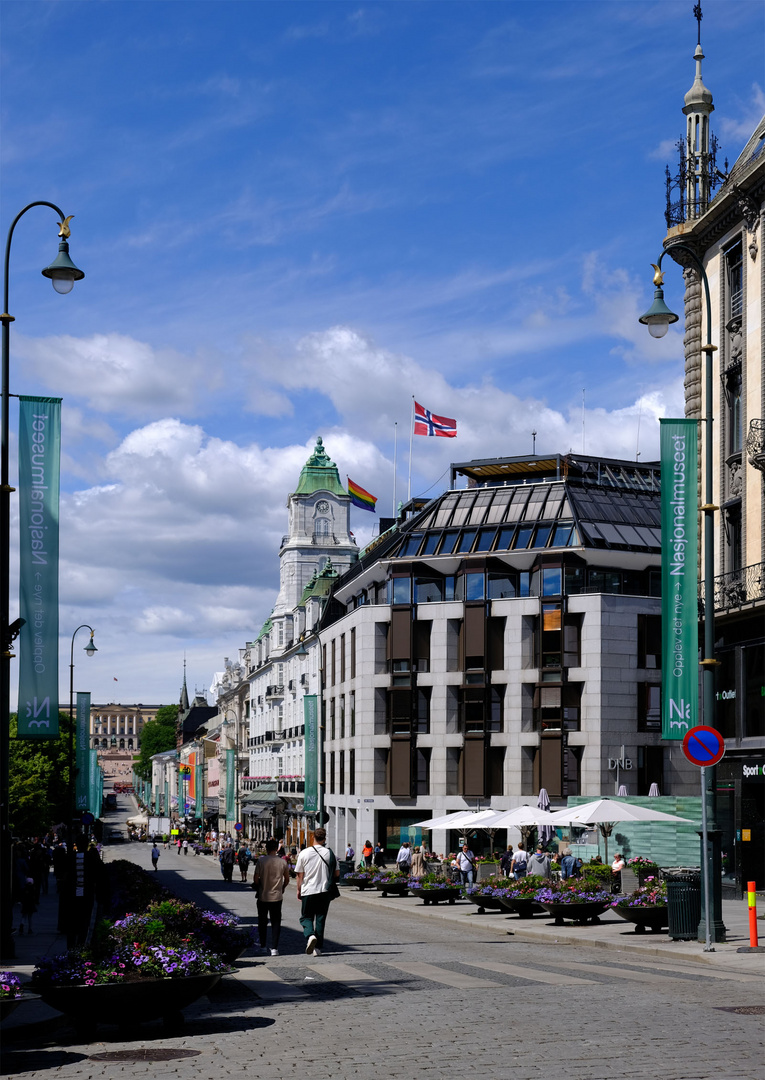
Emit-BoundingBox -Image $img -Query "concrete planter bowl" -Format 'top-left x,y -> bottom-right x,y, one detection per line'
499,896 -> 546,918
413,886 -> 462,906
37,972 -> 228,1030
539,899 -> 613,925
613,905 -> 669,933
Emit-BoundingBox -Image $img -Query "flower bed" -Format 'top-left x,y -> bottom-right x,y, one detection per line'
498,875 -> 547,917
626,857 -> 661,884
409,873 -> 462,905
343,869 -> 378,889
373,871 -> 411,896
535,881 -> 614,925
463,879 -> 513,912
612,880 -> 668,933
0,972 -> 22,1000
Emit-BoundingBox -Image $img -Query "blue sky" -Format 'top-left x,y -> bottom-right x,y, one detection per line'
1,0 -> 763,706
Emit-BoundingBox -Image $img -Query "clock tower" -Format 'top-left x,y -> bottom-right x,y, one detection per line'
273,437 -> 357,621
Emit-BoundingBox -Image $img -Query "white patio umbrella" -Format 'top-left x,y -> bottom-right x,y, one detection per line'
547,798 -> 695,865
537,788 -> 555,846
475,804 -> 561,856
410,809 -> 499,831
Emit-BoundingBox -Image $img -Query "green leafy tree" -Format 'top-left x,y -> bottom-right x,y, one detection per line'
9,712 -> 73,837
134,704 -> 178,781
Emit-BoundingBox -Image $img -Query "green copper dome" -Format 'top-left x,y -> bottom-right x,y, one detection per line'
299,560 -> 338,604
293,437 -> 347,497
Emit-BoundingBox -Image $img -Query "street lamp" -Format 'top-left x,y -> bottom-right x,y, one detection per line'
0,203 -> 84,960
67,624 -> 97,947
640,246 -> 725,946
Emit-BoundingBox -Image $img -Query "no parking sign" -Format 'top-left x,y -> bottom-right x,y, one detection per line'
682,725 -> 725,768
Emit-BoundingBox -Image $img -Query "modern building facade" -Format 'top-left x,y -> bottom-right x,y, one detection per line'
662,24 -> 764,894
318,453 -> 697,858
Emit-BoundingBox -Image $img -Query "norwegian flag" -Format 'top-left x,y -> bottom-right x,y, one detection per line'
414,401 -> 457,438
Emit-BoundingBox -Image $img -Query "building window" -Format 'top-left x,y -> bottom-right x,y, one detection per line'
314,518 -> 330,538
339,695 -> 345,739
329,751 -> 335,794
724,504 -> 742,573
349,690 -> 356,736
339,751 -> 345,795
416,748 -> 431,795
725,364 -> 743,453
349,749 -> 355,795
350,627 -> 356,679
638,684 -> 661,732
637,614 -> 661,669
330,698 -> 336,741
726,240 -> 743,322
416,688 -> 431,734
637,746 -> 664,795
340,634 -> 346,682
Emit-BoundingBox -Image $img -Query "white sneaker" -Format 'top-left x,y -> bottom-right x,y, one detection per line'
270,948 -> 279,956
313,947 -> 323,956
305,934 -> 317,954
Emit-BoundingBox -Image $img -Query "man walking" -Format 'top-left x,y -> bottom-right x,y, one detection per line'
253,838 -> 290,955
526,844 -> 552,878
220,843 -> 236,882
456,842 -> 476,885
295,828 -> 339,956
150,843 -> 161,871
396,841 -> 412,875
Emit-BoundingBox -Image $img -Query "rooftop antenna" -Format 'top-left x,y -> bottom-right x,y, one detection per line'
532,430 -> 537,455
579,390 -> 587,453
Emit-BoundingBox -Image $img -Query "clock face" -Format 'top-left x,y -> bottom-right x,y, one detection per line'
316,500 -> 330,514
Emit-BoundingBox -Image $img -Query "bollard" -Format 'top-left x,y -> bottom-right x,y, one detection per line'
748,881 -> 758,948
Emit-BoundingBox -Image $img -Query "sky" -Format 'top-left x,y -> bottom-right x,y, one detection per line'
1,0 -> 763,709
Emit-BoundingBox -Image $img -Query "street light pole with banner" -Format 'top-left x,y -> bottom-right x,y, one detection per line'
682,725 -> 726,953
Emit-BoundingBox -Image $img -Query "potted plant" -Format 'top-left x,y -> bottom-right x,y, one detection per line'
1,972 -> 39,1023
535,881 -> 614,925
408,872 -> 462,906
499,875 -> 548,918
373,870 -> 411,897
612,879 -> 668,933
463,876 -> 514,912
626,856 -> 661,885
343,867 -> 378,890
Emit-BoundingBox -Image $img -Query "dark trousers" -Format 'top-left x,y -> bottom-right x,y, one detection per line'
257,899 -> 283,948
299,893 -> 331,947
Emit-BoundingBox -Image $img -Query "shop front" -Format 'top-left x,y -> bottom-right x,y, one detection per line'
717,753 -> 765,898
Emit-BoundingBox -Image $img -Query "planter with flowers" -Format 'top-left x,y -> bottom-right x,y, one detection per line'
612,879 -> 668,933
373,870 -> 411,897
408,873 -> 462,906
626,857 -> 661,886
498,875 -> 548,918
343,868 -> 378,890
463,877 -> 514,913
31,893 -> 238,1028
1,972 -> 39,1023
535,881 -> 614,925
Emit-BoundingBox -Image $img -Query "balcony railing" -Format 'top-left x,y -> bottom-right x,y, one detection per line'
265,684 -> 284,699
699,562 -> 765,613
746,419 -> 764,472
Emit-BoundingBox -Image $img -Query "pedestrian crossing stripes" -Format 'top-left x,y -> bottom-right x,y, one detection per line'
223,954 -> 760,1002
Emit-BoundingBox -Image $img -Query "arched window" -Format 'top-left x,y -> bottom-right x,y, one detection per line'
314,518 -> 330,538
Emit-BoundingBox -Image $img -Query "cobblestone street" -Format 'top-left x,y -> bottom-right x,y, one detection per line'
2,839 -> 763,1080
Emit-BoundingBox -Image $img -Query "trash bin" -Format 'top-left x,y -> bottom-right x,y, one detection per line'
663,868 -> 701,940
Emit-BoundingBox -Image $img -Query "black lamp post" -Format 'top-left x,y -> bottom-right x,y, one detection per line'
67,624 -> 97,947
639,247 -> 725,946
0,203 -> 84,960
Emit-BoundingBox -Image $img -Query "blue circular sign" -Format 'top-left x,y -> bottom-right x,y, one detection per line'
234,822 -> 243,831
81,812 -> 95,825
682,725 -> 725,768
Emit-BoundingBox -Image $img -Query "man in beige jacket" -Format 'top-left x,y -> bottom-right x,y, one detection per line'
253,838 -> 290,956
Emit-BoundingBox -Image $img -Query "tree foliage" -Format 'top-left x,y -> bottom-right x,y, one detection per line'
134,704 -> 178,781
9,712 -> 73,837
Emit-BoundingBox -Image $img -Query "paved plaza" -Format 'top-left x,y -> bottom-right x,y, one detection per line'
2,829 -> 763,1080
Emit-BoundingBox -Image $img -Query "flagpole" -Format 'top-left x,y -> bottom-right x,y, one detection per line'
407,396 -> 415,503
393,422 -> 397,517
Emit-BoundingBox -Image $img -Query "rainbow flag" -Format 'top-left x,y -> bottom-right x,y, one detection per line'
348,477 -> 377,512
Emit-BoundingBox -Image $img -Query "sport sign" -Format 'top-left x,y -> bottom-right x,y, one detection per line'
682,725 -> 725,768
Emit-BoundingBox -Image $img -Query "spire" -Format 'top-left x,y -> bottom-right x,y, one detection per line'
180,656 -> 190,714
682,3 -> 715,218
293,436 -> 347,496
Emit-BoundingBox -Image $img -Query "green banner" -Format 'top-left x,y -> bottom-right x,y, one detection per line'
660,419 -> 699,739
164,780 -> 169,815
195,761 -> 204,818
89,749 -> 100,817
17,396 -> 62,738
75,692 -> 91,813
225,749 -> 235,822
303,695 -> 319,813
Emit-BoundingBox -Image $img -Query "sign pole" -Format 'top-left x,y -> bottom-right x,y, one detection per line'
699,765 -> 713,953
